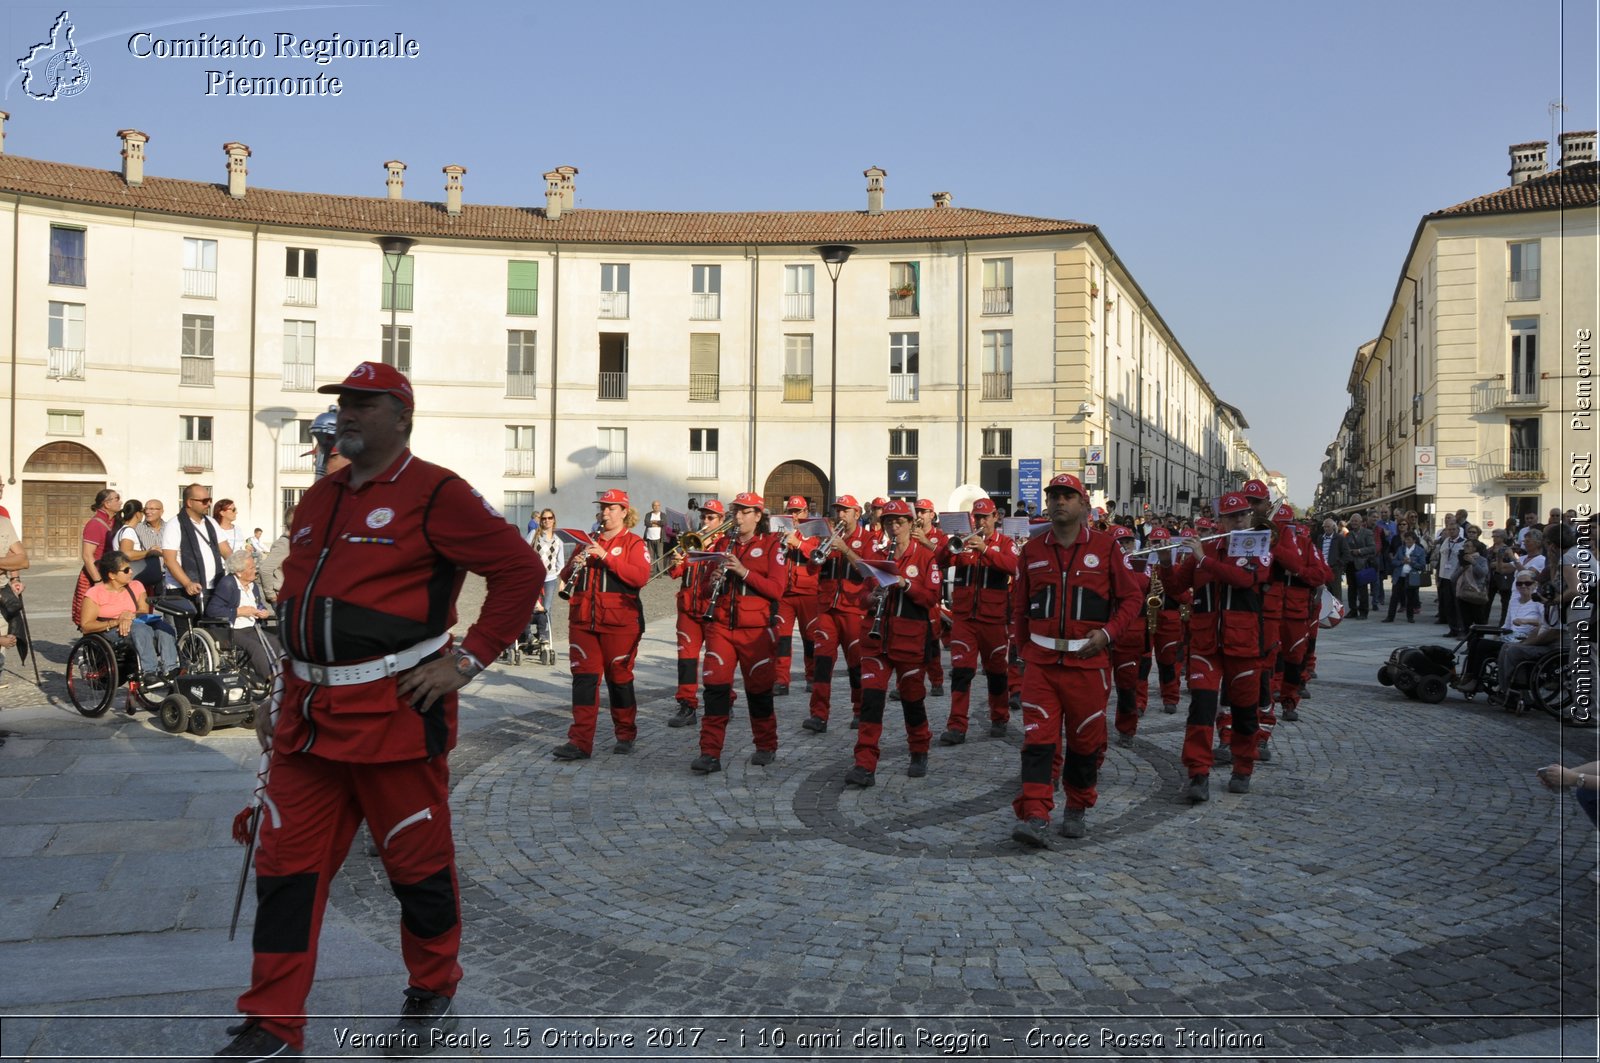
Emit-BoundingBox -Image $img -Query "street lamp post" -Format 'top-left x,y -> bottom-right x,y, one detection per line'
815,244 -> 855,509
375,236 -> 416,368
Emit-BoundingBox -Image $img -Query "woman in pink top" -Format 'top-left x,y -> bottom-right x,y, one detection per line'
71,489 -> 120,627
80,550 -> 179,679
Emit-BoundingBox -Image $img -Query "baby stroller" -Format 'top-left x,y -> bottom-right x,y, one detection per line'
1376,643 -> 1456,704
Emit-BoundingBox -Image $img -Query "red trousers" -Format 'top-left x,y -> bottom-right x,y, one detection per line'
944,615 -> 1010,733
675,609 -> 708,708
807,607 -> 865,721
854,652 -> 931,771
1275,612 -> 1314,711
774,594 -> 819,687
924,618 -> 945,688
1182,649 -> 1262,779
567,625 -> 639,754
1013,663 -> 1110,821
699,624 -> 778,757
239,752 -> 460,1051
1151,610 -> 1185,706
1111,628 -> 1151,739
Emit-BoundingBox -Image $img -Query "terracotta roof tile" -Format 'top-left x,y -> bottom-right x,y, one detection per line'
0,154 -> 1094,245
1429,161 -> 1599,218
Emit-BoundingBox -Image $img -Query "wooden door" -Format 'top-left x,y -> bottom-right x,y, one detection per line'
23,480 -> 104,561
762,461 -> 826,513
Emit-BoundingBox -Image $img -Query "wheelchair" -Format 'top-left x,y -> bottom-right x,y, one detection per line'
65,626 -> 173,719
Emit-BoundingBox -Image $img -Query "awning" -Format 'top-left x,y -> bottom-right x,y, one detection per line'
1326,486 -> 1417,518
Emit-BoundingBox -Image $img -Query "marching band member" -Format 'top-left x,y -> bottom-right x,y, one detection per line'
692,493 -> 787,774
1238,479 -> 1307,765
773,495 -> 820,697
1278,512 -> 1332,722
801,496 -> 879,734
1108,524 -> 1153,747
552,489 -> 650,761
847,499 -> 941,787
913,500 -> 949,698
1144,527 -> 1189,714
667,501 -> 729,729
936,497 -> 1017,745
1010,474 -> 1141,847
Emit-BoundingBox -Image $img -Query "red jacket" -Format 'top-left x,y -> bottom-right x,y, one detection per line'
1011,524 -> 1141,669
275,450 -> 540,762
712,532 -> 787,628
561,528 -> 649,632
812,523 -> 881,614
1168,537 -> 1272,657
669,531 -> 726,614
781,528 -> 821,598
862,539 -> 941,658
940,531 -> 1018,623
1262,528 -> 1308,620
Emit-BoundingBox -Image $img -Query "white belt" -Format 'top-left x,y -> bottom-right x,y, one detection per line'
1031,633 -> 1089,653
289,632 -> 451,687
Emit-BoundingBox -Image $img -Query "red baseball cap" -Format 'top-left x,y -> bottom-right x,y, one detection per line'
1111,524 -> 1135,541
880,499 -> 913,518
1194,517 -> 1215,531
1045,473 -> 1086,497
1147,526 -> 1172,541
833,495 -> 861,511
318,361 -> 415,410
730,491 -> 764,511
598,489 -> 630,507
785,495 -> 808,511
1217,493 -> 1251,515
1272,502 -> 1296,524
699,499 -> 725,515
870,497 -> 888,508
1241,479 -> 1270,500
971,498 -> 997,515
915,498 -> 935,512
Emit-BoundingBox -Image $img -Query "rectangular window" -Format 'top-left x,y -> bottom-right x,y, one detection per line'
507,330 -> 537,397
181,314 -> 215,387
691,264 -> 721,320
183,238 -> 218,298
285,247 -> 318,306
689,427 -> 719,480
598,333 -> 628,399
599,263 -> 630,319
689,333 -> 720,401
596,427 -> 627,478
783,334 -> 813,402
47,300 -> 86,380
1509,417 -> 1541,474
890,428 -> 919,457
180,414 -> 214,471
889,261 -> 919,317
982,258 -> 1013,314
381,325 -> 411,375
280,417 -> 315,473
282,320 -> 315,390
50,226 -> 86,287
888,332 -> 919,402
380,253 -> 415,311
47,409 -> 84,435
505,425 -> 536,477
982,330 -> 1013,400
504,491 -> 538,533
981,427 -> 1012,457
281,487 -> 307,522
784,264 -> 815,320
507,260 -> 539,316
1509,317 -> 1538,398
1508,240 -> 1540,300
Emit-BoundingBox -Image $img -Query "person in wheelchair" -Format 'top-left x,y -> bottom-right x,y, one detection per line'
204,550 -> 283,686
78,551 -> 179,684
1454,571 -> 1549,695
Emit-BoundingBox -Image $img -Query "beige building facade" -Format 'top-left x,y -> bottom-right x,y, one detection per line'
0,119 -> 1262,559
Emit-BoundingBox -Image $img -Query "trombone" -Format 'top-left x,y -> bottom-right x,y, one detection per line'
646,514 -> 736,584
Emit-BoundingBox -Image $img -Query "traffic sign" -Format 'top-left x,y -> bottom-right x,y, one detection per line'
1416,445 -> 1436,467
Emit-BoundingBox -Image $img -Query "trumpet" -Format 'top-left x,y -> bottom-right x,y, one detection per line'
811,519 -> 850,565
867,536 -> 901,641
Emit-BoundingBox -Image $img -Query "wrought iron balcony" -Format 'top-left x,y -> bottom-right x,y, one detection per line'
598,371 -> 628,400
1475,448 -> 1548,484
47,347 -> 85,380
1473,377 -> 1550,413
982,372 -> 1012,400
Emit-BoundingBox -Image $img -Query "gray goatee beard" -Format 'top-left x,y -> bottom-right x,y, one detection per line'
336,432 -> 365,459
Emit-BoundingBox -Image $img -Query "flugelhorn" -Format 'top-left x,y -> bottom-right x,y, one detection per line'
811,519 -> 850,565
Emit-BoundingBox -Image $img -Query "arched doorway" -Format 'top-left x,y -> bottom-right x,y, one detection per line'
762,459 -> 826,513
22,442 -> 107,561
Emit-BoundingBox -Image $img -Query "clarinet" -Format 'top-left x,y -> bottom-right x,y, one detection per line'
557,549 -> 589,601
700,547 -> 731,623
868,536 -> 900,641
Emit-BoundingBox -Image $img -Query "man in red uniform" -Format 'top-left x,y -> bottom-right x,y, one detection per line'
1108,523 -> 1154,747
801,496 -> 878,733
913,500 -> 949,698
1165,492 -> 1271,803
552,490 -> 650,760
937,498 -> 1017,744
1276,509 -> 1330,723
693,493 -> 787,773
1143,527 -> 1188,714
218,362 -> 539,1060
848,499 -> 940,786
1236,479 -> 1305,765
773,495 -> 820,697
1010,474 -> 1141,847
666,501 -> 728,729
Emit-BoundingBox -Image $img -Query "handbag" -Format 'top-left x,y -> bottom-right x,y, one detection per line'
1455,565 -> 1489,604
0,581 -> 21,622
1355,565 -> 1378,586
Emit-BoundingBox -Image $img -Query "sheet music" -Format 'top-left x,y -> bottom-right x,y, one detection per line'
852,559 -> 902,589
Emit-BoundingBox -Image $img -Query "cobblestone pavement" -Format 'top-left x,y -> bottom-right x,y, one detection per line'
1,565 -> 1596,1060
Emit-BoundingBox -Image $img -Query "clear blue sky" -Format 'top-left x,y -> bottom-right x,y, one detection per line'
3,0 -> 1595,506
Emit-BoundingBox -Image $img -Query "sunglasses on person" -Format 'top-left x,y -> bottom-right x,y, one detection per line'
1515,580 -> 1537,587
190,496 -> 212,505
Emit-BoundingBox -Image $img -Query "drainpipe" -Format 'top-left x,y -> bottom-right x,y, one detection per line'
246,225 -> 259,490
958,240 -> 969,487
7,195 -> 17,484
747,246 -> 759,488
548,245 -> 560,495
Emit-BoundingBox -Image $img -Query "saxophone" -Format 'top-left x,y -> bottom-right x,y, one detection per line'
1146,567 -> 1164,636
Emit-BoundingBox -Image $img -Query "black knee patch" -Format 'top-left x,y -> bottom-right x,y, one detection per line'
1020,743 -> 1054,786
607,679 -> 637,710
677,658 -> 698,687
924,632 -> 939,662
902,698 -> 927,728
748,692 -> 775,719
776,634 -> 793,658
572,673 -> 600,707
1232,704 -> 1259,737
1115,687 -> 1134,716
1138,657 -> 1152,680
801,636 -> 815,658
704,683 -> 733,717
1185,688 -> 1219,727
1063,748 -> 1099,790
253,872 -> 317,953
860,687 -> 887,723
1158,661 -> 1176,685
1283,661 -> 1304,686
985,671 -> 1008,697
847,664 -> 862,692
811,655 -> 834,683
390,866 -> 458,941
951,666 -> 976,693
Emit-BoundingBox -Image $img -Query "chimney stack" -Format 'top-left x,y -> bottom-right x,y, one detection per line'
1559,130 -> 1597,168
865,166 -> 886,215
1508,141 -> 1547,186
223,141 -> 250,198
443,164 -> 466,215
931,191 -> 952,208
556,165 -> 578,209
118,129 -> 148,187
385,160 -> 406,199
544,170 -> 563,221
0,111 -> 10,155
